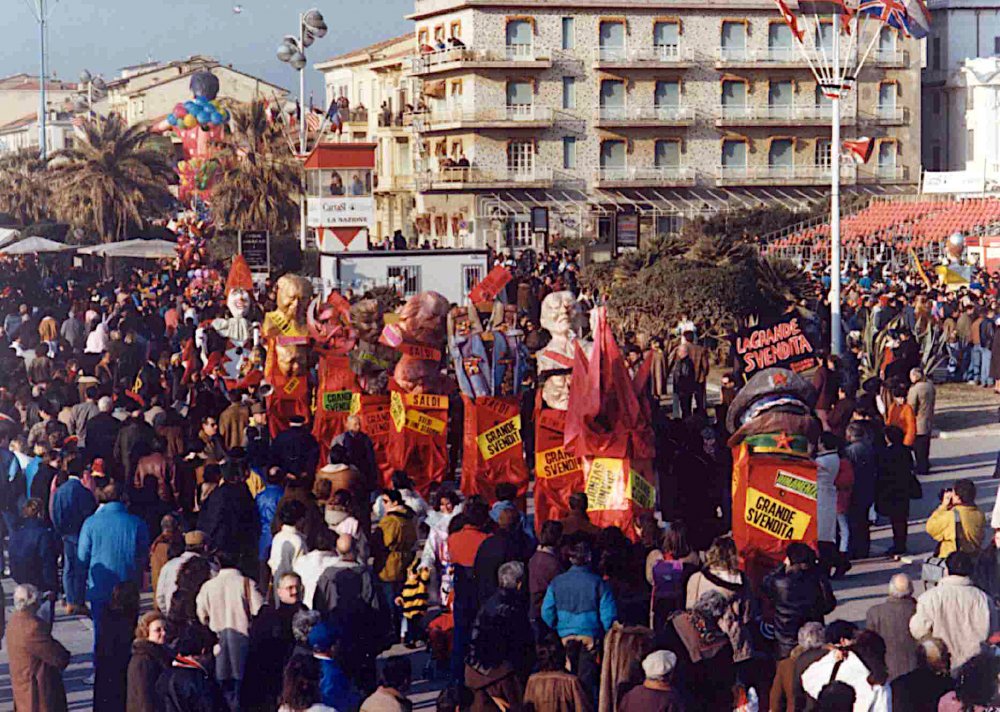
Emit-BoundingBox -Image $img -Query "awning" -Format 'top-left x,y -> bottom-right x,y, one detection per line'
0,236 -> 74,254
78,238 -> 177,259
0,228 -> 21,249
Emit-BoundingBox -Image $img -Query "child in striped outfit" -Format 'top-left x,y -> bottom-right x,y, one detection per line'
396,554 -> 431,648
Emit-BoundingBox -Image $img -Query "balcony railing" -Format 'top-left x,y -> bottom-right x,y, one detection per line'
715,104 -> 843,121
874,48 -> 906,65
377,111 -> 406,128
874,106 -> 905,123
594,166 -> 693,183
409,45 -> 549,73
871,165 -> 907,181
716,46 -> 823,64
420,166 -> 554,187
596,105 -> 694,122
422,105 -> 553,124
594,44 -> 694,63
715,164 -> 856,183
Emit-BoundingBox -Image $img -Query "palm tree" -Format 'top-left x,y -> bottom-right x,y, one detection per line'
0,150 -> 50,226
47,114 -> 174,243
211,100 -> 301,235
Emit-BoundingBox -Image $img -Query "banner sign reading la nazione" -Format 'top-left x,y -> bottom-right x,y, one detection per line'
733,314 -> 819,380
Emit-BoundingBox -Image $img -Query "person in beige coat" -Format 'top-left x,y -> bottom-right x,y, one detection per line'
7,584 -> 70,712
196,554 -> 264,710
909,551 -> 996,671
907,368 -> 936,475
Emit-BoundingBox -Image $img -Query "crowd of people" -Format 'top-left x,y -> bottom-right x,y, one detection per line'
3,251 -> 1000,712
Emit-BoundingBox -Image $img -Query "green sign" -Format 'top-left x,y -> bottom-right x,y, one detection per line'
322,390 -> 353,412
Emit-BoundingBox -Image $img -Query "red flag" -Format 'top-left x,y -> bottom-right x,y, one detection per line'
776,0 -> 805,41
843,136 -> 874,164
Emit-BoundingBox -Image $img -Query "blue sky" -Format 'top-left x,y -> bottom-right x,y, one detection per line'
5,0 -> 412,96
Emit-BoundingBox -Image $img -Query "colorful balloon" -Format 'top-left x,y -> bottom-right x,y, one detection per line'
183,114 -> 197,128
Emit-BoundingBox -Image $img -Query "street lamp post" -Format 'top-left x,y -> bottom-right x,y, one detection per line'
76,70 -> 106,112
277,9 -> 328,252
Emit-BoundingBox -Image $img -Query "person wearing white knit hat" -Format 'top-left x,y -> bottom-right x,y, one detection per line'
618,650 -> 684,711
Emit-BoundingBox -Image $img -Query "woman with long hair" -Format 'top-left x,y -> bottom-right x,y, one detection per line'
126,611 -> 172,712
278,655 -> 337,712
685,536 -> 748,609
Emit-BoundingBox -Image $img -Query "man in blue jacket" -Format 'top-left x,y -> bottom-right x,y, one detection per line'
541,539 -> 617,705
78,479 -> 149,652
51,458 -> 96,615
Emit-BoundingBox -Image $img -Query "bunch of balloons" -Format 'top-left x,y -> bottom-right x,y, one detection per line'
167,96 -> 229,130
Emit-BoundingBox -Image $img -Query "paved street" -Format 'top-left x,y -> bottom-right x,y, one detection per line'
0,384 -> 997,710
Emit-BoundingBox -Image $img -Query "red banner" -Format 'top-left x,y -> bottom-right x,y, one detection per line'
460,395 -> 527,503
468,265 -> 512,304
265,337 -> 310,437
533,407 -> 584,536
385,382 -> 449,498
349,394 -> 393,489
582,456 -> 655,538
312,355 -> 359,466
731,445 -> 819,586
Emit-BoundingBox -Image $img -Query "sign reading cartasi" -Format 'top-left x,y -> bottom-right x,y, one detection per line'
733,315 -> 818,379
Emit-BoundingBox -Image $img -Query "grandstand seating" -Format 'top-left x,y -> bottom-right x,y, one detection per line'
766,198 -> 1000,255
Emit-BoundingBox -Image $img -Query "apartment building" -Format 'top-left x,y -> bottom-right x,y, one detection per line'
316,35 -> 420,243
403,0 -> 920,252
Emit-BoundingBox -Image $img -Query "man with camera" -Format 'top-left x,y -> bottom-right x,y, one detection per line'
926,479 -> 986,559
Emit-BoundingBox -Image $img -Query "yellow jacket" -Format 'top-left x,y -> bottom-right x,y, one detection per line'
926,504 -> 986,558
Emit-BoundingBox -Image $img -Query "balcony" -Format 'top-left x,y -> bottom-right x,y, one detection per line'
714,163 -> 857,186
377,111 -> 407,129
859,165 -> 910,184
592,44 -> 695,69
715,46 -> 812,68
593,166 -> 695,188
870,106 -> 907,125
714,104 -> 854,127
409,45 -> 552,75
874,48 -> 907,67
411,105 -> 554,132
594,105 -> 695,128
375,174 -> 415,192
417,166 -> 554,191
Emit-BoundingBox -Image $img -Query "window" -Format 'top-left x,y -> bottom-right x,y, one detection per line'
877,141 -> 897,177
768,80 -> 793,118
816,84 -> 832,115
768,23 -> 793,61
506,20 -> 533,58
932,37 -> 941,70
656,214 -> 683,236
434,25 -> 445,43
816,23 -> 833,52
721,139 -> 747,174
450,139 -> 463,157
450,20 -> 461,38
388,265 -> 421,296
599,21 -> 626,61
655,80 -> 680,119
655,140 -> 680,170
506,81 -> 533,118
768,138 -> 794,175
967,129 -> 975,162
562,17 -> 575,50
878,27 -> 896,62
418,29 -> 429,47
995,36 -> 1000,55
878,82 -> 896,118
562,76 -> 577,109
600,140 -> 627,177
722,80 -> 747,118
932,91 -> 940,114
654,21 -> 680,59
600,79 -> 626,119
507,140 -> 535,177
462,265 -> 484,299
563,136 -> 577,169
816,139 -> 831,168
721,21 -> 747,60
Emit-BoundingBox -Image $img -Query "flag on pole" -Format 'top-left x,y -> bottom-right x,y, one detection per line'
903,0 -> 931,38
305,110 -> 322,132
843,137 -> 874,164
776,0 -> 805,41
858,0 -> 910,32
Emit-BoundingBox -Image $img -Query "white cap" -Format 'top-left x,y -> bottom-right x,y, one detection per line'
642,650 -> 677,680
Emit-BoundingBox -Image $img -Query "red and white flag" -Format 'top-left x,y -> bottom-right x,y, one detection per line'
776,0 -> 805,41
843,137 -> 874,164
306,110 -> 323,132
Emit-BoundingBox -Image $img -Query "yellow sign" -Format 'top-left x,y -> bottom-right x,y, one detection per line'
626,470 -> 655,510
535,446 -> 582,479
283,376 -> 301,395
585,458 -> 629,511
350,392 -> 361,416
404,393 -> 449,410
744,487 -> 811,541
476,415 -> 522,460
390,391 -> 405,433
405,409 -> 446,436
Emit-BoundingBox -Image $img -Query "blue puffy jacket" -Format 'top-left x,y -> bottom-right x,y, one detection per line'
255,484 -> 283,560
541,564 -> 618,640
78,501 -> 150,603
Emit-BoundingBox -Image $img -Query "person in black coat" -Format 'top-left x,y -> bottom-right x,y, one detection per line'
197,462 -> 260,576
156,622 -> 228,712
126,611 -> 173,712
473,509 -> 535,604
95,581 -> 140,712
83,400 -> 121,467
8,498 -> 59,593
876,425 -> 914,556
240,573 -> 306,712
844,423 -> 878,560
760,542 -> 836,659
270,416 -> 319,479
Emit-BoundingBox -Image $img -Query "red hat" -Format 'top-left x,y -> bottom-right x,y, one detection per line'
226,255 -> 254,296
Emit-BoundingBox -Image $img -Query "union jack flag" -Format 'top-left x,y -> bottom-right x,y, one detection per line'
858,0 -> 910,33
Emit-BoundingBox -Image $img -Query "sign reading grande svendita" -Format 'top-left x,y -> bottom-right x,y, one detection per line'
733,314 -> 818,379
307,197 -> 374,228
238,230 -> 269,273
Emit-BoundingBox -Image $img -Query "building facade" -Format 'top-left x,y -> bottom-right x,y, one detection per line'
403,0 -> 920,252
0,74 -> 78,130
316,35 -> 420,245
932,57 -> 1000,183
0,112 -> 76,156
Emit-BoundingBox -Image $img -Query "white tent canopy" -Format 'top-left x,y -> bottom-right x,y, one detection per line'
78,238 -> 177,259
0,236 -> 74,254
0,228 -> 21,249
